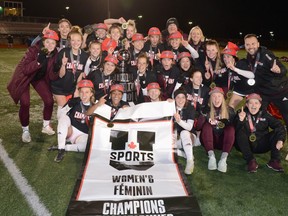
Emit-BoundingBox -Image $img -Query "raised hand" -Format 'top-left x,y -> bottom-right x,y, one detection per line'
42,23 -> 50,35
62,52 -> 68,66
238,106 -> 246,121
270,59 -> 280,73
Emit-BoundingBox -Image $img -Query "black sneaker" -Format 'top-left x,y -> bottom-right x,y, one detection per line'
47,145 -> 58,151
54,149 -> 65,162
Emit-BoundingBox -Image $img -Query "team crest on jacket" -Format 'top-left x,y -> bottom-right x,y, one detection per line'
109,129 -> 155,171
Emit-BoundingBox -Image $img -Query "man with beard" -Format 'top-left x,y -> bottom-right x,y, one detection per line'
244,34 -> 288,127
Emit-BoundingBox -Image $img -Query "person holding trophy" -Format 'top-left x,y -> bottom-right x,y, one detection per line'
234,93 -> 286,173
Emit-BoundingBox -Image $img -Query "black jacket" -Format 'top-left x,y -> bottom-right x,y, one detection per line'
247,46 -> 288,97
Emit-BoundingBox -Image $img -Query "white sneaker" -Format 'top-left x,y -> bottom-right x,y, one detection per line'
208,155 -> 217,170
184,159 -> 194,175
217,158 -> 227,173
22,131 -> 31,143
42,125 -> 55,135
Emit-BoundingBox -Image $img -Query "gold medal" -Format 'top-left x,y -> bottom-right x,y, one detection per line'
210,82 -> 216,89
226,90 -> 233,99
107,122 -> 114,128
217,121 -> 225,129
249,133 -> 257,142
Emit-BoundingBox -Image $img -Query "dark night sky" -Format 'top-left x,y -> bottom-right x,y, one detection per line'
22,0 -> 287,40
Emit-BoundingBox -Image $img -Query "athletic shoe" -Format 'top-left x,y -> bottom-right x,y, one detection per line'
217,158 -> 227,173
47,145 -> 58,151
54,149 -> 65,163
22,131 -> 31,143
247,159 -> 258,173
184,159 -> 194,175
266,160 -> 284,172
208,155 -> 217,170
42,125 -> 55,135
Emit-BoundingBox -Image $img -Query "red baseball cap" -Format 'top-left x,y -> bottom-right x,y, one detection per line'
95,23 -> 108,30
147,82 -> 161,91
132,33 -> 145,42
77,79 -> 94,89
104,54 -> 118,65
246,93 -> 262,102
43,29 -> 59,41
209,87 -> 224,95
177,52 -> 191,61
160,50 -> 174,59
148,27 -> 161,36
169,31 -> 182,39
222,42 -> 240,57
110,84 -> 124,93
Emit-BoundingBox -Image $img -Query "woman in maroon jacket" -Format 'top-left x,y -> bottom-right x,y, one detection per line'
7,30 -> 59,143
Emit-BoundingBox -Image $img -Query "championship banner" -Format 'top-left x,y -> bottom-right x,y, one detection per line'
67,102 -> 201,216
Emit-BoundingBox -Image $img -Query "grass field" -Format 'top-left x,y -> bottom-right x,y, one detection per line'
1,48 -> 288,216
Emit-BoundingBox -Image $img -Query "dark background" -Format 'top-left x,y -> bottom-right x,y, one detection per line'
22,0 -> 287,40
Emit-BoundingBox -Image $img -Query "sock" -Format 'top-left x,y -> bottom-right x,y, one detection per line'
65,134 -> 88,152
43,120 -> 50,128
57,106 -> 68,119
208,150 -> 215,158
221,152 -> 228,160
57,115 -> 70,149
183,143 -> 193,161
22,126 -> 29,132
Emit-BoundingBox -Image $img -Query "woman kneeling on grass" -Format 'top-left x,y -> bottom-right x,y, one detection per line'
7,30 -> 59,143
51,79 -> 105,162
196,87 -> 235,173
234,93 -> 286,173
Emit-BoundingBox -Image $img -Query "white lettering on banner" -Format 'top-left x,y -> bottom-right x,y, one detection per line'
102,199 -> 168,215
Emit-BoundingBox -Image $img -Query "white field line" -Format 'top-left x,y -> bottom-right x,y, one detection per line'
0,139 -> 51,216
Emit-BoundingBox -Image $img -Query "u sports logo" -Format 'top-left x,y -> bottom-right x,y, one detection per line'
109,129 -> 155,171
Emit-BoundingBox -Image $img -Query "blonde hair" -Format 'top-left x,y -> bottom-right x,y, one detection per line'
209,94 -> 229,120
188,26 -> 205,43
127,19 -> 137,33
68,25 -> 83,40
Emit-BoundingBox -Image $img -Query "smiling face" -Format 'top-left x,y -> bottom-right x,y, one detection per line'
244,36 -> 260,56
190,28 -> 202,44
79,87 -> 93,104
89,43 -> 101,58
111,90 -> 123,106
103,61 -> 116,75
179,57 -> 191,71
58,21 -> 71,39
43,38 -> 57,53
206,44 -> 218,60
223,54 -> 235,66
246,98 -> 261,115
70,33 -> 82,51
190,71 -> 203,87
211,92 -> 224,108
170,38 -> 181,49
175,93 -> 187,108
137,57 -> 148,73
148,88 -> 161,102
167,24 -> 178,34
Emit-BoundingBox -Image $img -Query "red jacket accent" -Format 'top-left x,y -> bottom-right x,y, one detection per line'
7,44 -> 58,104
